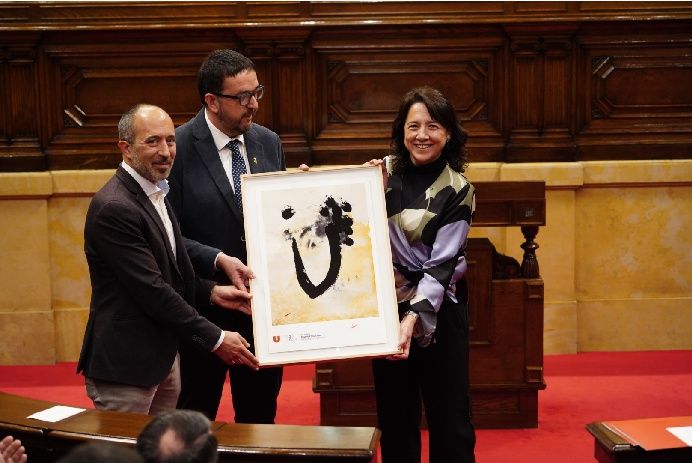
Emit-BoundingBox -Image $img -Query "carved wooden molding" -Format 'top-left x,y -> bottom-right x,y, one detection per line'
320,56 -> 495,132
2,1 -> 692,30
1,3 -> 692,170
591,54 -> 692,120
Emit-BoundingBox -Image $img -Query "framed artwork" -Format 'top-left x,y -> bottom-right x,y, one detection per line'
242,165 -> 400,366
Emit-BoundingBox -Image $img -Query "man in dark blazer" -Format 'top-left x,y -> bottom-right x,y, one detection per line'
78,104 -> 259,415
167,50 -> 285,423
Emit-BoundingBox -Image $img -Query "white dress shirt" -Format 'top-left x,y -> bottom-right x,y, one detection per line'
204,109 -> 250,194
121,162 -> 176,257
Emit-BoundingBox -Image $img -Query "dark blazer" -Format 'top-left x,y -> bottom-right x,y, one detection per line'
168,108 -> 286,279
77,166 -> 222,388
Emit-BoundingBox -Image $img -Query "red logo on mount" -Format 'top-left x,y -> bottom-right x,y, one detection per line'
272,336 -> 280,343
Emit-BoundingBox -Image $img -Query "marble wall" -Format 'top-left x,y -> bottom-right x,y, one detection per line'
467,160 -> 692,354
0,161 -> 690,364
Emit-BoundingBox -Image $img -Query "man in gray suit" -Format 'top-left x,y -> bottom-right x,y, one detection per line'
168,50 -> 285,423
78,104 -> 259,415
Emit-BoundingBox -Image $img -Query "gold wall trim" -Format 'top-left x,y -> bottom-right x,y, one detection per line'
2,160 -> 690,198
51,170 -> 115,196
0,170 -> 114,198
0,172 -> 52,198
490,160 -> 692,188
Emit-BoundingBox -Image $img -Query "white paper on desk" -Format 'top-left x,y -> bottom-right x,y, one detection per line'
667,426 -> 692,446
27,405 -> 86,423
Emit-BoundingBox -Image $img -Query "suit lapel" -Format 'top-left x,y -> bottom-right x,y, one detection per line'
165,197 -> 187,274
245,127 -> 267,174
116,167 -> 182,278
192,111 -> 244,222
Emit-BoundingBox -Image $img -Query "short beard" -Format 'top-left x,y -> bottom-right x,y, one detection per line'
131,149 -> 168,183
218,106 -> 254,136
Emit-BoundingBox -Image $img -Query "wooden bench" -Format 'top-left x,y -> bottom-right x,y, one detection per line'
0,392 -> 379,463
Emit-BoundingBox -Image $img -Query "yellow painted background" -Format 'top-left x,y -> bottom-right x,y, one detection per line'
0,161 -> 690,364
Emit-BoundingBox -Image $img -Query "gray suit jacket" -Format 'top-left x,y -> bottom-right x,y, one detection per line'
78,166 -> 222,387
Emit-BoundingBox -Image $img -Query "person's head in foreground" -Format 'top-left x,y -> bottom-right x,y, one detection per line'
136,410 -> 218,463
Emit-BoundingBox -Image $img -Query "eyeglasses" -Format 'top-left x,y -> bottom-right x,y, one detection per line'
212,85 -> 264,106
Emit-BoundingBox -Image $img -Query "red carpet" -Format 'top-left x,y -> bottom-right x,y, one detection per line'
1,350 -> 691,463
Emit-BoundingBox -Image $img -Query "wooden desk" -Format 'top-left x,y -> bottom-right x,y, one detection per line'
0,392 -> 379,463
587,420 -> 692,463
215,423 -> 379,463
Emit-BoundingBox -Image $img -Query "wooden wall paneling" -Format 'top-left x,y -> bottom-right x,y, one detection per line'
524,280 -> 545,387
544,34 -> 575,139
3,2 -> 692,171
576,22 -> 692,160
314,358 -> 379,427
3,2 -> 692,31
241,42 -> 274,133
470,278 -> 545,428
310,26 -> 505,165
39,31 -> 238,170
467,238 -> 494,347
311,30 -> 410,164
239,28 -> 313,167
471,279 -> 526,386
505,25 -> 577,162
0,33 -> 45,172
0,39 -> 9,167
0,48 -> 4,162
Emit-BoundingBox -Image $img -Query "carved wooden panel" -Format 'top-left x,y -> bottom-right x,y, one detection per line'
577,23 -> 692,159
506,26 -> 577,162
0,34 -> 44,171
39,32 -> 239,169
239,30 -> 312,166
467,238 -> 493,346
590,54 -> 692,120
1,2 -> 692,171
322,59 -> 488,124
311,27 -> 505,164
471,280 -> 527,384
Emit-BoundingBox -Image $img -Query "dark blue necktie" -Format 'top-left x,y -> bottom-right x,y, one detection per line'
228,139 -> 246,211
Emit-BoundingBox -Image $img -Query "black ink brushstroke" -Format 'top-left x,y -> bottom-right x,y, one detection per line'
282,196 -> 354,299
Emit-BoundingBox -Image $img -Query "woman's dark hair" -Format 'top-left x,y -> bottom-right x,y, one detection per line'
389,86 -> 469,174
197,49 -> 255,106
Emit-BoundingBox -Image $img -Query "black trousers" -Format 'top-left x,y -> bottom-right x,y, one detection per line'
177,310 -> 283,423
372,299 -> 476,463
